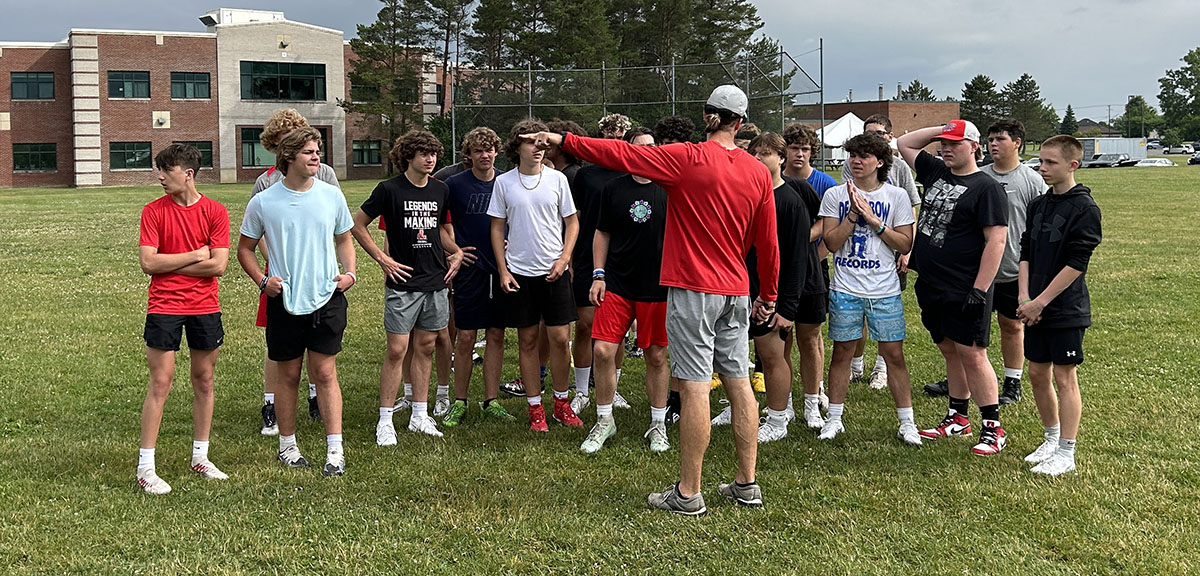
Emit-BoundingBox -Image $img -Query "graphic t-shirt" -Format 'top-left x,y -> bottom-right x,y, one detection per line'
911,151 -> 1008,298
842,158 -> 921,206
360,174 -> 450,292
570,165 -> 625,279
446,169 -> 501,275
139,194 -> 230,315
980,162 -> 1047,283
596,175 -> 668,302
240,179 -> 354,315
486,166 -> 577,277
819,182 -> 915,298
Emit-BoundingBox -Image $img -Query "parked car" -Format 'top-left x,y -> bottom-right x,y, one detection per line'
1135,158 -> 1175,167
1147,140 -> 1162,150
1084,153 -> 1136,168
1188,152 -> 1200,165
1022,157 -> 1042,169
1167,144 -> 1195,154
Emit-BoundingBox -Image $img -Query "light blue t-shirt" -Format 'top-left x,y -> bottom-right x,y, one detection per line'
240,179 -> 353,315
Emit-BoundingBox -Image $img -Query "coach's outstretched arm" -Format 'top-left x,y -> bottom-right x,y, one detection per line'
523,131 -> 687,187
896,126 -> 946,171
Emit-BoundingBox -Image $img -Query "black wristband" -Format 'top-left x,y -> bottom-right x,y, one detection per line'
258,276 -> 269,293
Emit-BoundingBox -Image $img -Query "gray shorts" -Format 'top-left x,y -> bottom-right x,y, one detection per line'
665,287 -> 750,382
384,288 -> 449,334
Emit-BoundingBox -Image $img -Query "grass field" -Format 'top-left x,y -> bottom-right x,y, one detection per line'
1,164 -> 1198,574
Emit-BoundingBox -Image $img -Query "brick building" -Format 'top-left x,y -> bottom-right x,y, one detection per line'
0,8 -> 439,188
814,99 -> 961,138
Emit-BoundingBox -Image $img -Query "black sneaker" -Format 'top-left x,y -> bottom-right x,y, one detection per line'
923,378 -> 949,397
998,377 -> 1022,405
500,377 -> 526,397
260,402 -> 279,436
308,396 -> 322,422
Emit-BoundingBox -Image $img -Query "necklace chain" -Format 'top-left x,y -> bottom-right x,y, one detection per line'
518,170 -> 543,190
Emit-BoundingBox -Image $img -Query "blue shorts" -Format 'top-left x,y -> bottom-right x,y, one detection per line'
828,291 -> 906,343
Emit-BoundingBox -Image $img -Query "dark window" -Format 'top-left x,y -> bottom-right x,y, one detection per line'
110,142 -> 153,169
107,71 -> 150,99
11,72 -> 54,100
239,61 -> 326,101
173,141 -> 214,167
350,83 -> 379,103
316,127 -> 332,166
170,72 -> 210,99
13,143 -> 57,171
241,128 -> 271,168
353,140 -> 382,165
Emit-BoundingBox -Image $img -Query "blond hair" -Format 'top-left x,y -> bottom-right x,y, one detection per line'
261,109 -> 310,153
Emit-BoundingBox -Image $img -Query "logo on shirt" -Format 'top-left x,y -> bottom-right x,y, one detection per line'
917,179 -> 967,248
417,229 -> 428,242
629,199 -> 652,223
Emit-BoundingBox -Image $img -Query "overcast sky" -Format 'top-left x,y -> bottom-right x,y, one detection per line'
5,0 -> 1197,123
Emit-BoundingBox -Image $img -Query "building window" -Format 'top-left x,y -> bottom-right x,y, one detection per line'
11,72 -> 54,100
110,142 -> 152,169
13,143 -> 57,172
107,71 -> 150,99
241,128 -> 271,168
316,127 -> 332,166
240,61 -> 326,101
353,140 -> 382,165
170,72 -> 210,99
173,141 -> 214,167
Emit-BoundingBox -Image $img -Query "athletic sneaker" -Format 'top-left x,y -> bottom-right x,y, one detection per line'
868,366 -> 888,390
376,420 -> 398,446
394,397 -> 412,412
645,422 -> 670,452
1025,437 -> 1060,464
760,403 -> 796,422
261,402 -> 279,436
850,367 -> 865,382
647,483 -> 706,516
570,392 -> 590,416
717,480 -> 764,507
665,398 -> 681,425
408,413 -> 444,438
190,459 -> 229,480
323,450 -> 345,477
817,419 -> 845,440
711,400 -> 732,426
552,397 -> 584,427
443,400 -> 468,427
277,445 -> 310,468
433,393 -> 451,417
971,423 -> 1007,456
625,338 -> 644,358
803,406 -> 825,430
998,377 -> 1022,406
897,422 -> 923,446
711,373 -> 722,389
613,391 -> 631,410
919,412 -> 972,440
481,401 -> 517,422
472,352 -> 483,365
501,377 -> 526,397
308,396 -> 321,422
751,372 -> 766,393
528,404 -> 549,433
923,378 -> 949,397
757,417 -> 789,443
580,417 -> 617,453
1031,450 -> 1075,476
136,467 -> 171,495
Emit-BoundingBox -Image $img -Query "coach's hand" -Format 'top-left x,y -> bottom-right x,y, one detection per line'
590,279 -> 606,306
521,131 -> 563,150
263,276 -> 284,297
547,257 -> 570,282
377,253 -> 413,283
460,245 -> 478,267
335,273 -> 356,292
445,249 -> 464,283
500,271 -> 520,293
753,297 -> 776,323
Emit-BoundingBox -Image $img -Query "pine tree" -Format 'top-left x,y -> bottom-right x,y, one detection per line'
898,79 -> 935,101
1000,73 -> 1058,142
1059,105 -> 1078,135
960,74 -> 1002,130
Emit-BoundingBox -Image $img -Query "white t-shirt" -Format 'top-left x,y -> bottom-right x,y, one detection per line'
819,182 -> 916,298
486,166 -> 577,276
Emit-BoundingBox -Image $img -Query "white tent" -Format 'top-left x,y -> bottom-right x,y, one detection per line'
816,112 -> 864,165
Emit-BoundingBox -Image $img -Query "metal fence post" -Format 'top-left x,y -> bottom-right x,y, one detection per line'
671,58 -> 676,116
601,61 -> 607,117
527,62 -> 533,119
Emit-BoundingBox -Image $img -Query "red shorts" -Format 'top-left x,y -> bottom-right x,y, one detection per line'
255,292 -> 268,327
591,291 -> 668,349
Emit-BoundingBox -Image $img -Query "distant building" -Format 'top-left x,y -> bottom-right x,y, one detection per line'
1076,118 -> 1123,138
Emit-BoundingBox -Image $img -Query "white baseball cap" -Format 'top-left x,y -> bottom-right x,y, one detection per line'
706,85 -> 749,121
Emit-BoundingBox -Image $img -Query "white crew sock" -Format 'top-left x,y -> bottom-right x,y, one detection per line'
896,407 -> 914,425
828,403 -> 844,422
137,448 -> 155,470
574,366 -> 591,395
596,403 -> 613,419
379,406 -> 394,425
308,383 -> 317,399
326,434 -> 343,455
766,408 -> 788,426
650,405 -> 667,424
850,356 -> 864,373
1058,437 -> 1076,456
527,395 -> 542,406
1004,367 -> 1023,380
875,354 -> 887,373
1045,423 -> 1061,441
436,385 -> 449,398
803,393 -> 819,412
279,434 -> 297,452
412,402 -> 428,419
616,369 -> 622,383
553,389 -> 569,400
403,383 -> 413,400
191,440 -> 210,463
264,393 -> 275,405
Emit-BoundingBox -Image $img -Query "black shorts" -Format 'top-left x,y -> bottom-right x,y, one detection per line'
1025,326 -> 1086,365
993,280 -> 1019,320
506,273 -> 578,328
452,266 -> 507,331
572,269 -> 594,309
265,291 -> 348,362
915,281 -> 993,348
748,313 -> 790,341
144,313 -> 224,351
794,292 -> 828,325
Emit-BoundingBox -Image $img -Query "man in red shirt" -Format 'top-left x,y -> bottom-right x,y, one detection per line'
523,85 -> 779,514
135,144 -> 231,495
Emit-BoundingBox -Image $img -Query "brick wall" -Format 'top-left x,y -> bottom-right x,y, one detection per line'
1,46 -> 75,187
343,46 -> 387,182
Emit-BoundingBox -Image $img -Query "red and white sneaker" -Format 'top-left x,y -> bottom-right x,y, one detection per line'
136,467 -> 172,495
552,397 -> 584,427
919,411 -> 972,440
190,459 -> 229,480
528,404 -> 549,433
971,421 -> 1007,456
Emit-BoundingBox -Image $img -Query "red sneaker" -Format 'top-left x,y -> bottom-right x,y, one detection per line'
528,404 -> 549,432
919,411 -> 972,440
552,397 -> 584,427
971,421 -> 1007,456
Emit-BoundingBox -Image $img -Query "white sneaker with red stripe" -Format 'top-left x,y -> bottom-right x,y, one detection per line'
190,459 -> 229,480
971,421 -> 1007,456
136,467 -> 171,495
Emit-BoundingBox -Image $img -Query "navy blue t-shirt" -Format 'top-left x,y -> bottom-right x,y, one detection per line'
446,169 -> 502,275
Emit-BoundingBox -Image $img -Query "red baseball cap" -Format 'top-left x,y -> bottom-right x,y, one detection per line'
935,119 -> 980,142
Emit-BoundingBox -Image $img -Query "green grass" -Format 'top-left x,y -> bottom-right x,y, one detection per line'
1,166 -> 1199,574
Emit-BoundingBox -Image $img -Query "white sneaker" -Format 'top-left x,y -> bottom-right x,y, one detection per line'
711,400 -> 732,426
136,467 -> 171,495
190,459 -> 229,480
408,414 -> 444,438
570,392 -> 590,416
1024,437 -> 1060,464
850,368 -> 865,382
580,417 -> 617,454
784,396 -> 796,422
803,406 -> 825,430
323,449 -> 345,477
613,391 -> 631,409
394,397 -> 412,412
376,420 -> 397,446
1031,450 -> 1076,476
868,367 -> 888,390
433,394 -> 451,417
645,421 -> 669,452
757,417 -> 789,443
818,419 -> 845,440
897,422 -> 923,446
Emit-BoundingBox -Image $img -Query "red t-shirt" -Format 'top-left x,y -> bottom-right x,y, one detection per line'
564,134 -> 778,299
139,194 -> 231,315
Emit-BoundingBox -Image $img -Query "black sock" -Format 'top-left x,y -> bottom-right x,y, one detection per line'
753,355 -> 763,373
456,397 -> 468,403
980,404 -> 1000,422
668,390 -> 681,408
949,396 -> 969,416
483,398 -> 495,409
735,480 -> 757,487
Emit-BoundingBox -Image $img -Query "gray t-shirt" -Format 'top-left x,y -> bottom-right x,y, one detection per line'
251,163 -> 340,197
980,163 -> 1047,283
841,154 -> 919,206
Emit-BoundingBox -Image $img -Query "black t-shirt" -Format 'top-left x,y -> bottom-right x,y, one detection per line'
360,174 -> 450,292
433,162 -> 469,182
571,165 -> 625,274
747,179 -> 810,321
783,175 -> 826,296
596,175 -> 668,302
911,151 -> 1008,298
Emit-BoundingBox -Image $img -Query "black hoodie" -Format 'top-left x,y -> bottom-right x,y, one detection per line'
1019,183 -> 1102,328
